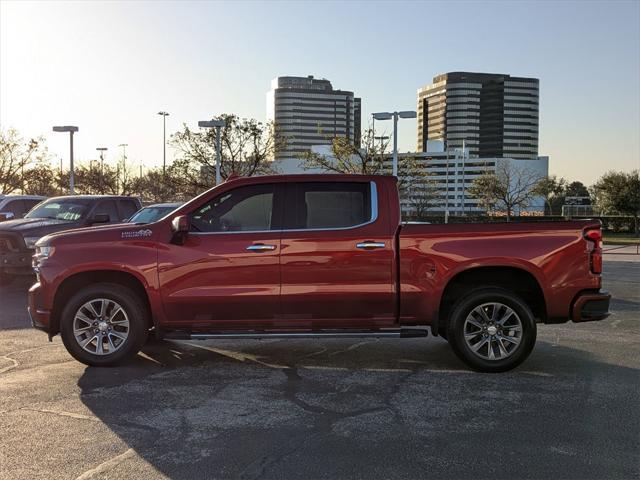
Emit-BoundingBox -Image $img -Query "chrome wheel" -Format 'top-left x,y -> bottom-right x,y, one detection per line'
463,302 -> 523,361
72,298 -> 130,356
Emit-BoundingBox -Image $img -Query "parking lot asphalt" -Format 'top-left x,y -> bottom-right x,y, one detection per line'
1,259 -> 638,480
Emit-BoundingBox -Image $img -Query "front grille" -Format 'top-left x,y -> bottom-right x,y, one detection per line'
0,238 -> 10,253
0,236 -> 17,253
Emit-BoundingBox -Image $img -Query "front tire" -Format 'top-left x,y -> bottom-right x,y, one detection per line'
60,283 -> 148,366
446,288 -> 537,373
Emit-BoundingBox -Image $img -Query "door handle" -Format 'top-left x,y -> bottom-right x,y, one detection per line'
246,244 -> 276,251
356,241 -> 386,250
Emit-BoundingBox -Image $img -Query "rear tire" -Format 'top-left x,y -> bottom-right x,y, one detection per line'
447,288 -> 536,373
60,283 -> 148,366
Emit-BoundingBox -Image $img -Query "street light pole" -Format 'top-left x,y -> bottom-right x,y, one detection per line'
372,111 -> 416,177
198,119 -> 226,185
96,147 -> 108,194
158,111 -> 169,175
53,126 -> 78,194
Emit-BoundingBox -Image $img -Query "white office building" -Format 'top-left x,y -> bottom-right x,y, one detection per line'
273,141 -> 549,217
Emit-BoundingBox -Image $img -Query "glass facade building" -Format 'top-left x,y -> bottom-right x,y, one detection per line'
267,76 -> 361,161
417,72 -> 539,159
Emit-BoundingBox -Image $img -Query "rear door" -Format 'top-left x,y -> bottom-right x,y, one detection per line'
279,180 -> 396,327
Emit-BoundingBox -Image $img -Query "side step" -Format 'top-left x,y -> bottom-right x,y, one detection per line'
164,328 -> 429,340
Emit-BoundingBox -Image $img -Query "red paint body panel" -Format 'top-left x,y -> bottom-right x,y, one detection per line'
398,220 -> 602,323
27,174 -> 609,337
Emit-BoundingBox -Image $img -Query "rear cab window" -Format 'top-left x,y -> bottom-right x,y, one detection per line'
284,182 -> 373,230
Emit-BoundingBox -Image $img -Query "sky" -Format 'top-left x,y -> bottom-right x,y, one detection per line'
1,0 -> 639,185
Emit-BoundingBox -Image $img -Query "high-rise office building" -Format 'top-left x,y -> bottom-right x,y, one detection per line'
417,72 -> 539,159
267,75 -> 361,161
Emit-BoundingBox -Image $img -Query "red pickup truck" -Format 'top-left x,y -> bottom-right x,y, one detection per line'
28,174 -> 610,372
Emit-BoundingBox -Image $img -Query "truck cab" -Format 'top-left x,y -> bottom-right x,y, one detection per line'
28,175 -> 610,372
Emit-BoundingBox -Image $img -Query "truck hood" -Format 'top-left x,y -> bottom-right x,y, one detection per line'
38,222 -> 156,247
0,217 -> 80,237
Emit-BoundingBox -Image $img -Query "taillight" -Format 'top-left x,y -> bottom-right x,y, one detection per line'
584,228 -> 602,274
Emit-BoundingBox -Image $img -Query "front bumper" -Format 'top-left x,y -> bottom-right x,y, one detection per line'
571,290 -> 611,322
28,281 -> 51,334
0,250 -> 34,275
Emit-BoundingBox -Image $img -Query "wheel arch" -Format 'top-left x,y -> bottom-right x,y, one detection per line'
50,270 -> 153,337
437,266 -> 547,336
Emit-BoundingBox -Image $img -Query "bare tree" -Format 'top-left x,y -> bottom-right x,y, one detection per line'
301,127 -> 389,175
468,161 -> 544,221
171,114 -> 285,183
406,175 -> 442,219
0,128 -> 49,194
300,127 -> 427,203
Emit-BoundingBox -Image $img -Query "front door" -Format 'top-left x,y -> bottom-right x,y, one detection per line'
158,183 -> 283,328
279,180 -> 396,328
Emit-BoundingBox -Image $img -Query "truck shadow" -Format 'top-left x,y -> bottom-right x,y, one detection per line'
76,337 -> 639,479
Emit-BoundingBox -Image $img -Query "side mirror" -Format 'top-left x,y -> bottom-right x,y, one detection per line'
171,215 -> 189,245
91,213 -> 110,224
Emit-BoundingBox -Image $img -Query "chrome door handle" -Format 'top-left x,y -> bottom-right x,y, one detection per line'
356,241 -> 386,250
246,244 -> 276,251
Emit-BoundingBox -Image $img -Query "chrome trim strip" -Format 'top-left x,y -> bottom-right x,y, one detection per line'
190,181 -> 379,236
356,242 -> 386,249
246,244 -> 276,251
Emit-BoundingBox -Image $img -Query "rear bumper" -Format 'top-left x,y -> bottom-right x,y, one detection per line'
28,281 -> 51,333
571,290 -> 611,322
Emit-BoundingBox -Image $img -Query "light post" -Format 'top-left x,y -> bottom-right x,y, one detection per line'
52,126 -> 79,194
96,147 -> 108,193
118,144 -> 127,193
158,111 -> 169,175
198,119 -> 226,185
372,111 -> 416,176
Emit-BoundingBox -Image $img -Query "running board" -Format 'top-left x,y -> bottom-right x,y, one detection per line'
164,328 -> 429,340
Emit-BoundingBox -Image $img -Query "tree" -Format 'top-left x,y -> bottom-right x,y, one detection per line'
532,175 -> 566,215
468,161 -> 544,221
406,175 -> 441,219
565,181 -> 590,201
171,114 -> 285,182
300,127 -> 428,206
591,170 -> 640,235
0,128 -> 49,194
301,127 -> 390,175
22,162 -> 63,196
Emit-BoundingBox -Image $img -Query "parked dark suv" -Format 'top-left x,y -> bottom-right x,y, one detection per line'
0,195 -> 141,285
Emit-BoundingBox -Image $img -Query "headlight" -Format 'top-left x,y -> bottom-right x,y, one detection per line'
34,246 -> 53,258
32,245 -> 54,271
24,236 -> 41,249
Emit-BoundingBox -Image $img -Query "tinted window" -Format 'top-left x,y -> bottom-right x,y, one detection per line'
118,200 -> 139,221
26,198 -> 91,221
3,200 -> 26,217
130,206 -> 177,223
93,200 -> 119,222
23,199 -> 42,214
287,182 -> 371,230
190,184 -> 276,232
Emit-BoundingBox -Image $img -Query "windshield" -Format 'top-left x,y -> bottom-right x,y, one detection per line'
129,206 -> 178,224
25,198 -> 91,221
